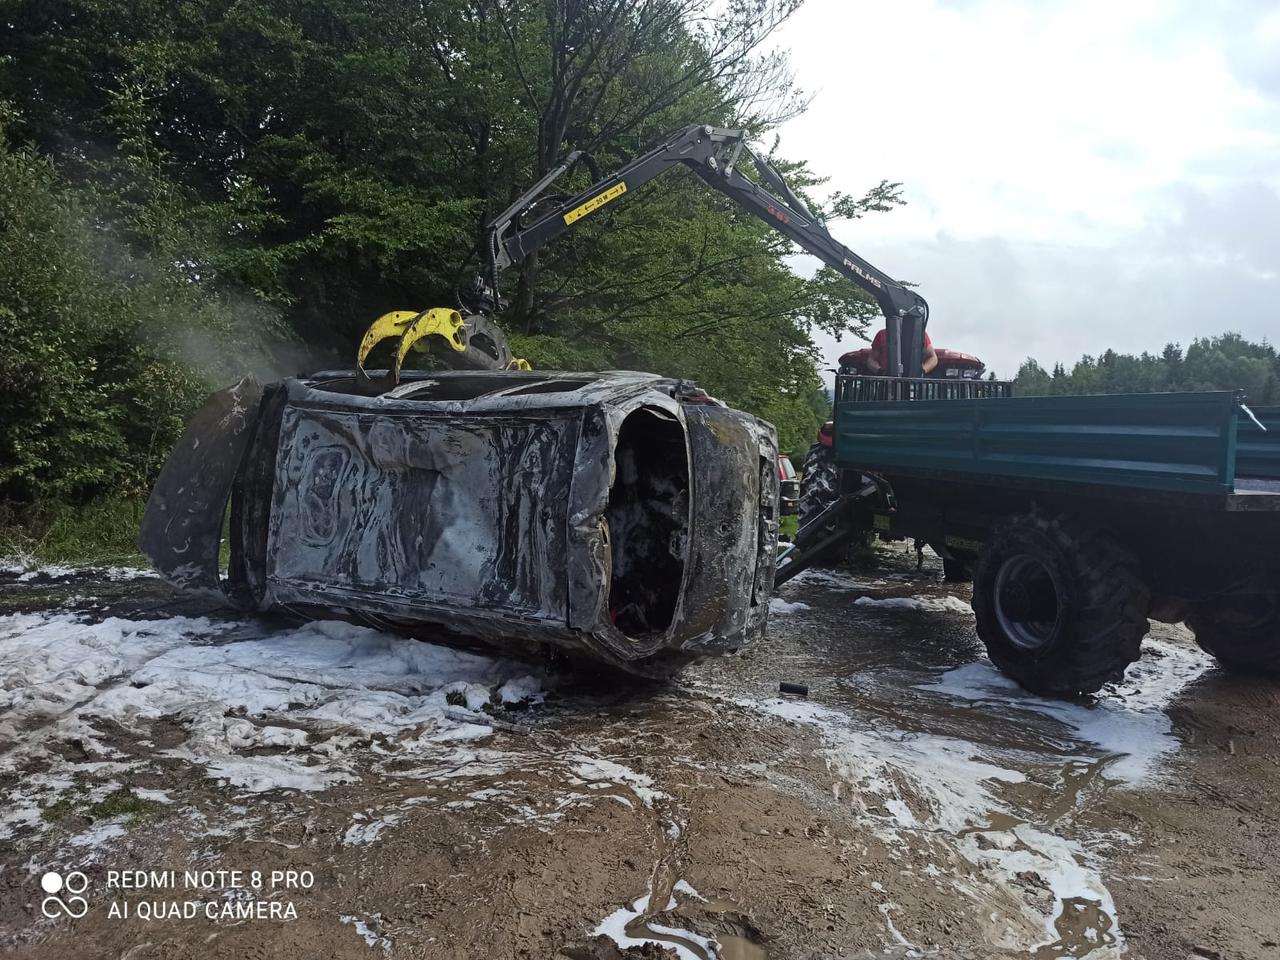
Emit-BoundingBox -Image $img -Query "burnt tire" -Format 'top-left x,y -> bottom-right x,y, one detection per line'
1187,586 -> 1280,673
972,513 -> 1150,697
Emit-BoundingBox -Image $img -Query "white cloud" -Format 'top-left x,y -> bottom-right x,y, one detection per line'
776,0 -> 1280,377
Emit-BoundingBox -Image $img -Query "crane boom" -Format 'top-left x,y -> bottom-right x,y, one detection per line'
484,124 -> 930,377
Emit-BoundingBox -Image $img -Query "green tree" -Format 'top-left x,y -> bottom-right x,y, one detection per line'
0,124 -> 255,501
1014,334 -> 1279,402
1014,358 -> 1051,396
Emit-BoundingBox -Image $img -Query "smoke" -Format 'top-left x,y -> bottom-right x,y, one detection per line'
76,224 -> 344,388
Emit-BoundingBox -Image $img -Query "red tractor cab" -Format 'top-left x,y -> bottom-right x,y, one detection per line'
837,347 -> 987,380
800,344 -> 990,529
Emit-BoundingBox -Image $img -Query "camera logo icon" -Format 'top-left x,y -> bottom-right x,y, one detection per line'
40,870 -> 89,919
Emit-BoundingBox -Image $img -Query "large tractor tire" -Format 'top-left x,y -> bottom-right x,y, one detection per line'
1187,584 -> 1280,673
797,442 -> 849,565
972,513 -> 1150,697
798,442 -> 838,527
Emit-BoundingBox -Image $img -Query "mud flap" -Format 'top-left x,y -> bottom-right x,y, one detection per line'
138,377 -> 264,600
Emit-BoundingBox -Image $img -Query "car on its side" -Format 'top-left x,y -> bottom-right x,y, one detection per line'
141,369 -> 780,676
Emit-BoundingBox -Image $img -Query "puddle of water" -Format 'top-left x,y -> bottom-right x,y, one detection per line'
717,934 -> 768,960
675,889 -> 770,960
1031,896 -> 1117,958
1043,757 -> 1119,824
597,873 -> 771,960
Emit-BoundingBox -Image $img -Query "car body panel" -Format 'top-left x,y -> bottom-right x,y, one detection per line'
137,376 -> 264,599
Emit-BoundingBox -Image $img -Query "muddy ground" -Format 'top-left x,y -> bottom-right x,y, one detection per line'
1,546 -> 1278,960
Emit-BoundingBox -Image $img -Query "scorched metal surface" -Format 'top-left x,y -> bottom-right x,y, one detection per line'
140,369 -> 780,675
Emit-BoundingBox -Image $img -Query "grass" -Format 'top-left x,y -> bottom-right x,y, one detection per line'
88,787 -> 165,822
40,795 -> 79,824
0,496 -> 149,567
779,514 -> 799,540
42,786 -> 166,827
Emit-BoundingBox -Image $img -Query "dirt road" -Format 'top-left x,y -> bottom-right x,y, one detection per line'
2,547 -> 1277,959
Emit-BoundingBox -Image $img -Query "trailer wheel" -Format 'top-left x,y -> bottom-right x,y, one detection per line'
972,513 -> 1149,696
1187,586 -> 1280,673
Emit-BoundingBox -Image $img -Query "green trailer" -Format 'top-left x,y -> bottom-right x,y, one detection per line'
778,377 -> 1280,696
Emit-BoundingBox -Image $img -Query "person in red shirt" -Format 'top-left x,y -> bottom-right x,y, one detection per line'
866,327 -> 938,375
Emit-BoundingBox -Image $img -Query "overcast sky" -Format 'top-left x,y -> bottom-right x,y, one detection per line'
773,0 -> 1280,378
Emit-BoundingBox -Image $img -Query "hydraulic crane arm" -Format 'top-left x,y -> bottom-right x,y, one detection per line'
484,124 -> 930,377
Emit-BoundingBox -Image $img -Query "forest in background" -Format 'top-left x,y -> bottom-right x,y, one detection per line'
1014,334 -> 1279,403
1,0 -> 891,529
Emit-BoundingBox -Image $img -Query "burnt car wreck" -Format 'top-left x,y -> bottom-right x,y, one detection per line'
141,370 -> 780,675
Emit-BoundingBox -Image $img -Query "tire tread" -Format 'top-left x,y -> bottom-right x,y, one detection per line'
972,512 -> 1150,696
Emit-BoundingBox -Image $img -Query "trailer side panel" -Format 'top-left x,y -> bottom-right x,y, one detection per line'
834,389 -> 1240,495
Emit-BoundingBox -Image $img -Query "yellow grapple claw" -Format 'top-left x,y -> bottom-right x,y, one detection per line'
357,310 -> 418,375
395,308 -> 465,382
357,307 -> 467,386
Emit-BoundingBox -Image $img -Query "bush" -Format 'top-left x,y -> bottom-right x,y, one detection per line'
0,131 -> 251,504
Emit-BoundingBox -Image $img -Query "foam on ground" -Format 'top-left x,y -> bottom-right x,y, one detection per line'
749,691 -> 1126,955
0,609 -> 548,844
854,594 -> 974,614
919,638 -> 1214,785
0,559 -> 153,582
769,598 -> 811,615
